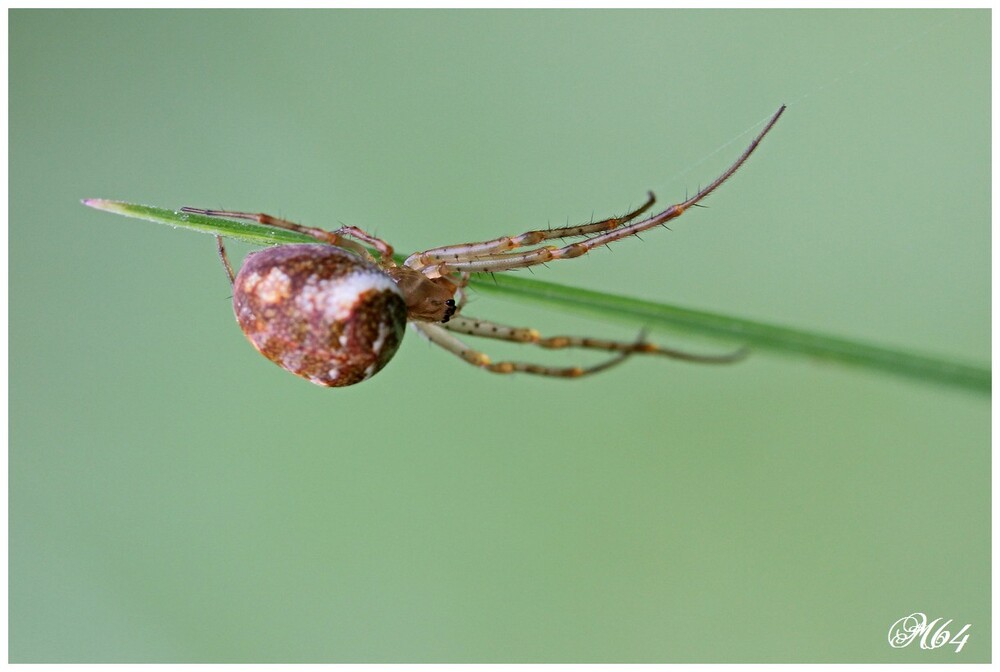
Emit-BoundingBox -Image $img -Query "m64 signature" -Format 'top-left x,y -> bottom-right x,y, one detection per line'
888,612 -> 971,653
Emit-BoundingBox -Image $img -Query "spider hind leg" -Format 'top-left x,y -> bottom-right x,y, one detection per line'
215,235 -> 235,286
180,207 -> 379,262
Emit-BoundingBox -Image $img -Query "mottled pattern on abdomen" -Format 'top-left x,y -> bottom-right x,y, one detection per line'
232,244 -> 407,387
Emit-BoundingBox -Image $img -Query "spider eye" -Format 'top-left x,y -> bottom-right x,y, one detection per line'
441,298 -> 457,324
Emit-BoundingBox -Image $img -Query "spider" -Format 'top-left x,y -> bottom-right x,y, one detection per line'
181,105 -> 785,387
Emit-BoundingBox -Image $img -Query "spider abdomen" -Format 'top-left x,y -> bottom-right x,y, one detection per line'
232,244 -> 407,387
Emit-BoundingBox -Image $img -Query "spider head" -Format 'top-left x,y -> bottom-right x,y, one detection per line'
386,266 -> 458,323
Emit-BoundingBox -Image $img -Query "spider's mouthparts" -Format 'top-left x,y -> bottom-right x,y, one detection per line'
442,299 -> 457,323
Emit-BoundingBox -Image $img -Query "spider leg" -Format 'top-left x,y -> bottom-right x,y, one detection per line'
420,105 -> 786,275
180,207 -> 375,260
215,235 -> 235,286
413,322 -> 634,378
443,314 -> 747,364
332,225 -> 395,265
453,272 -> 473,310
405,192 -> 656,269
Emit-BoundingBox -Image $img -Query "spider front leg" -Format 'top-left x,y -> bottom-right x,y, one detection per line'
406,192 -> 656,270
418,105 -> 786,276
413,322 -> 637,378
180,207 -> 387,263
443,314 -> 747,364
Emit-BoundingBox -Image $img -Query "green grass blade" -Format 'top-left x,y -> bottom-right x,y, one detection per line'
466,274 -> 990,394
81,199 -> 318,246
83,199 -> 990,394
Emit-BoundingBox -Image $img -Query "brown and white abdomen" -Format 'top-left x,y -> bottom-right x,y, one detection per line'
232,244 -> 407,387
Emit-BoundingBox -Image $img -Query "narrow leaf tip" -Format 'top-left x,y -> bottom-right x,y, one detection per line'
82,198 -> 124,213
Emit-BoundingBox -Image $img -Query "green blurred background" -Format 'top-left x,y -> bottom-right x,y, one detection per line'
10,9 -> 990,662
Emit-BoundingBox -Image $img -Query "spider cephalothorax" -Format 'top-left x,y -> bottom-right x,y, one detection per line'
182,105 -> 785,387
384,265 -> 458,323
